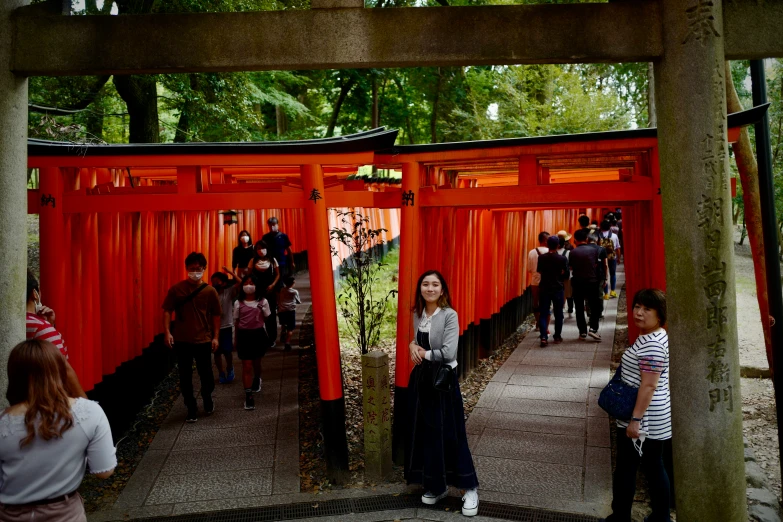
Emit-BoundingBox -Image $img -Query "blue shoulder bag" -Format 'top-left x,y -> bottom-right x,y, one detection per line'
598,365 -> 638,420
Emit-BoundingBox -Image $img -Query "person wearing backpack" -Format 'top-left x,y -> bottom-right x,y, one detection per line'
526,232 -> 550,331
598,220 -> 621,300
162,252 -> 222,423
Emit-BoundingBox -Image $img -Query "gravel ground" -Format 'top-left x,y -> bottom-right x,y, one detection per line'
742,376 -> 781,503
734,227 -> 771,370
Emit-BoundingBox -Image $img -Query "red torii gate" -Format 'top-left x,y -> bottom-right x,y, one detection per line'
25,107 -> 760,478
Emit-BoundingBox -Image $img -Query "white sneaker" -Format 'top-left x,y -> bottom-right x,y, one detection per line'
421,490 -> 448,505
462,488 -> 479,517
588,330 -> 602,341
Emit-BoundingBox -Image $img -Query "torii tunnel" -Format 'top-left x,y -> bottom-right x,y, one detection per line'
26,107 -> 761,476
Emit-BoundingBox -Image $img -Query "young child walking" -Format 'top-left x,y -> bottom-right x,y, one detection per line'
277,276 -> 301,351
233,275 -> 271,410
211,269 -> 240,384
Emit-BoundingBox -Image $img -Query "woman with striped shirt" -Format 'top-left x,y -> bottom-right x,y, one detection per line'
602,289 -> 671,522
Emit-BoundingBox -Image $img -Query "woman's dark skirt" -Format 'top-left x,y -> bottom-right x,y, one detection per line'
404,361 -> 479,494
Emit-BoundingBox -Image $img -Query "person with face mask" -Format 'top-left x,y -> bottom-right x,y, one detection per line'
25,270 -> 87,399
248,240 -> 280,348
233,275 -> 272,411
261,217 -> 295,279
162,252 -> 222,423
232,230 -> 254,279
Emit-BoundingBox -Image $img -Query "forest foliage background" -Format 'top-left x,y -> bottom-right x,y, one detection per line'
27,1 -> 783,228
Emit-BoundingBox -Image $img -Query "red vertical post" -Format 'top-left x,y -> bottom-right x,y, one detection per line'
393,161 -> 420,463
300,163 -> 349,482
38,167 -> 66,322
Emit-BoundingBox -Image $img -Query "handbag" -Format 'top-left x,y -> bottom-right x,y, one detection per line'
431,348 -> 454,393
598,364 -> 638,420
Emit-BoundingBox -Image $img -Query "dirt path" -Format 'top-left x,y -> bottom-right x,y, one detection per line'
734,227 -> 771,370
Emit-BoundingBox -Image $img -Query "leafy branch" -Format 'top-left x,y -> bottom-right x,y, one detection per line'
330,210 -> 397,355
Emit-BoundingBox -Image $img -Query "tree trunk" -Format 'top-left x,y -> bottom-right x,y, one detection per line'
325,77 -> 356,138
173,106 -> 189,143
430,68 -> 442,143
275,105 -> 288,137
393,77 -> 415,144
113,75 -> 160,143
647,62 -> 656,127
725,61 -> 772,368
371,76 -> 379,129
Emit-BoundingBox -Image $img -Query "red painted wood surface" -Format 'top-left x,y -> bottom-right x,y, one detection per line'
28,133 -> 670,393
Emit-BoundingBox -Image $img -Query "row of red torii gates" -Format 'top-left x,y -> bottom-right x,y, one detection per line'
27,108 -> 758,478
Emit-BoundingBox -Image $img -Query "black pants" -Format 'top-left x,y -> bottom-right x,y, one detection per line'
175,342 -> 214,412
572,279 -> 601,334
608,428 -> 671,522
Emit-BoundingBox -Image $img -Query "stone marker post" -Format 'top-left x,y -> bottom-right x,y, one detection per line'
654,0 -> 747,520
362,350 -> 392,482
0,1 -> 30,407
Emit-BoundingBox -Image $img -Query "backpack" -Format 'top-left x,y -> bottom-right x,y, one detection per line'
599,232 -> 616,260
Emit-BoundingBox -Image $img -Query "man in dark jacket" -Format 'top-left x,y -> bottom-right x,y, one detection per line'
536,235 -> 569,347
569,229 -> 603,341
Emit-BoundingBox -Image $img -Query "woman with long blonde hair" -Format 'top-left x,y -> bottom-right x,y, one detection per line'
0,339 -> 116,521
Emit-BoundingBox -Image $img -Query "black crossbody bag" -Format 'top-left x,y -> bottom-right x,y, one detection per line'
171,283 -> 207,335
432,348 -> 454,393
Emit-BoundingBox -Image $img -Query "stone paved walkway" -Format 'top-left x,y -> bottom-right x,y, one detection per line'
89,274 -> 313,521
90,268 -> 623,521
462,268 -> 624,519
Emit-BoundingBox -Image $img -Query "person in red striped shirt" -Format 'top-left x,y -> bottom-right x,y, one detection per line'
25,270 -> 86,399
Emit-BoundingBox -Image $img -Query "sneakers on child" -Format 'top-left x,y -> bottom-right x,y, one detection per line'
610,291 -> 618,298
226,368 -> 235,383
244,392 -> 255,410
462,489 -> 479,517
421,490 -> 448,505
218,372 -> 228,384
603,293 -> 610,300
251,377 -> 262,393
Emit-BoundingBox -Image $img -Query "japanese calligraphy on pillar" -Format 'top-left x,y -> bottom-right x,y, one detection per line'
694,55 -> 732,413
362,351 -> 392,480
682,0 -> 721,46
308,188 -> 323,204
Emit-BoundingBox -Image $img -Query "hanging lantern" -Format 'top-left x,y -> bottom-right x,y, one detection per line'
219,210 -> 239,226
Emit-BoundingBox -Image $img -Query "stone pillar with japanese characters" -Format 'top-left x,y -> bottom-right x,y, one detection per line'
653,0 -> 747,520
0,0 -> 30,407
362,350 -> 392,482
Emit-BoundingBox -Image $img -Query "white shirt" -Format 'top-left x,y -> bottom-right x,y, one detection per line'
254,257 -> 278,271
0,398 -> 116,504
527,247 -> 549,286
599,231 -> 620,252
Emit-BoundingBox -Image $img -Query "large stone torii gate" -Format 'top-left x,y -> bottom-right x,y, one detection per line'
2,1 -> 783,520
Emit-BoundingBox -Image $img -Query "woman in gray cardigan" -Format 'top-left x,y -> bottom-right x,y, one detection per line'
405,270 -> 479,517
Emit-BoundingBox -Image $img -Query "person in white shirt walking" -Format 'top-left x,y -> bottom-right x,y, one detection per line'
527,231 -> 550,331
